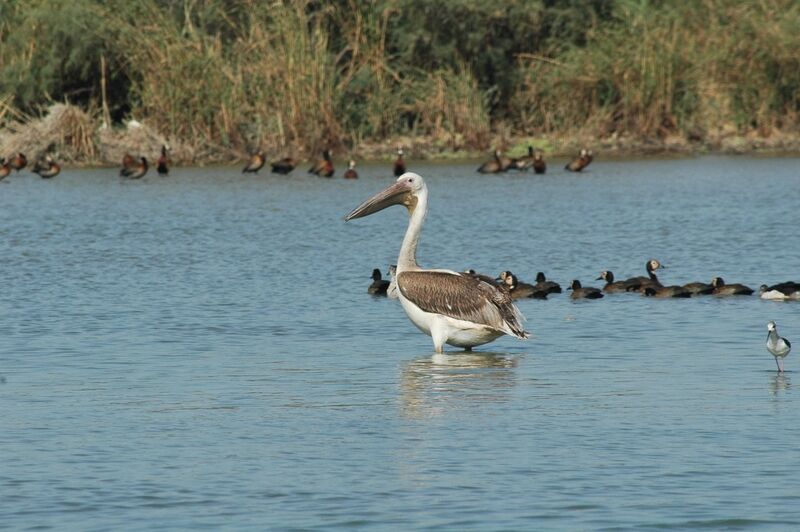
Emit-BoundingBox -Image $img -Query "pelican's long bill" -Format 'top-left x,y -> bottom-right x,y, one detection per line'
345,178 -> 415,221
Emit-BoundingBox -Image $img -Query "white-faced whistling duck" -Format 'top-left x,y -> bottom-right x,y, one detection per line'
242,152 -> 266,173
565,149 -> 590,172
534,272 -> 561,294
344,160 -> 358,179
568,280 -> 603,299
477,149 -> 504,174
309,149 -> 334,177
498,151 -> 516,172
32,156 -> 61,179
513,146 -> 535,170
9,152 -> 27,171
157,145 -> 169,176
634,260 -> 691,297
711,277 -> 754,296
271,157 -> 297,175
623,259 -> 663,292
465,269 -> 502,286
394,147 -> 406,177
0,159 -> 11,180
122,153 -> 135,171
121,157 -> 148,179
597,271 -> 629,293
533,152 -> 546,174
643,285 -> 691,298
498,271 -> 547,300
368,268 -> 390,295
682,280 -> 715,295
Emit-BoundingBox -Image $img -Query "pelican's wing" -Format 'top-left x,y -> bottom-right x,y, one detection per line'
397,271 -> 528,339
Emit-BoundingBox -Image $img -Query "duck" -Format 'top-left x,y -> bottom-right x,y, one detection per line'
760,285 -> 793,300
477,150 -> 504,174
568,280 -> 603,299
464,269 -> 503,287
498,271 -> 547,300
242,151 -> 266,173
156,145 -> 169,176
393,147 -> 406,177
533,272 -> 561,294
513,146 -> 535,170
634,261 -> 691,297
9,152 -> 27,171
271,156 -> 297,174
309,149 -> 334,177
31,156 -> 61,178
767,321 -> 791,372
642,285 -> 691,298
122,153 -> 136,172
343,160 -> 358,179
0,158 -> 11,180
498,151 -> 516,171
623,259 -> 663,292
565,149 -> 589,172
583,149 -> 594,168
368,268 -> 390,295
711,277 -> 753,296
759,282 -> 800,300
682,280 -> 715,295
596,271 -> 629,293
532,152 -> 546,174
120,157 -> 148,179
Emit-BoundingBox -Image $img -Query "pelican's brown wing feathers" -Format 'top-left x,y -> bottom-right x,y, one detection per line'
397,271 -> 528,339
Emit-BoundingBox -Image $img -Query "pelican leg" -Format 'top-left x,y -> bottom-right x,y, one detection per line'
430,316 -> 448,354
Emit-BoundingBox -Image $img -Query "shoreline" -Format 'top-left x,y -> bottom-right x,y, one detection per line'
2,105 -> 799,168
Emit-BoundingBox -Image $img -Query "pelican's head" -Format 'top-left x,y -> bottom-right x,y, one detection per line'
345,172 -> 425,220
768,321 -> 777,332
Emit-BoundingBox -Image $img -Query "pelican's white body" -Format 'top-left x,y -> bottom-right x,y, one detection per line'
398,290 -> 504,349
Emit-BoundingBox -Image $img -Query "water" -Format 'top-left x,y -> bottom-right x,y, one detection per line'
1,156 -> 799,530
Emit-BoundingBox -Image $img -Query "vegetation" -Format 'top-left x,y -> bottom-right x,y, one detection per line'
1,0 -> 799,162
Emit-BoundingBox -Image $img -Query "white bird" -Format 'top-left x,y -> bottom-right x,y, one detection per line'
345,172 -> 529,353
766,321 -> 791,373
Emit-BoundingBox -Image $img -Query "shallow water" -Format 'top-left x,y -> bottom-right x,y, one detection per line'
1,156 -> 799,530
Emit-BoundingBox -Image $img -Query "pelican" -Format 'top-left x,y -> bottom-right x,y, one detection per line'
345,172 -> 529,352
767,321 -> 791,372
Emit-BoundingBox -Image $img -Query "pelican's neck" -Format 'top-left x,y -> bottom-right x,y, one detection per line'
397,186 -> 428,272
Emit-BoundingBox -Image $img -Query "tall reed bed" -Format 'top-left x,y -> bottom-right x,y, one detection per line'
1,0 -> 798,159
512,0 -> 800,139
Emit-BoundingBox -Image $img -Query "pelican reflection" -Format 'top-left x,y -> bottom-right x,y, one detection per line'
400,352 -> 519,419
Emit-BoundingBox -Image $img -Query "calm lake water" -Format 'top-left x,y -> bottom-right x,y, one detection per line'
2,156 -> 799,530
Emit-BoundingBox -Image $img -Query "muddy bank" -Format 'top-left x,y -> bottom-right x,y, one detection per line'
2,105 -> 799,168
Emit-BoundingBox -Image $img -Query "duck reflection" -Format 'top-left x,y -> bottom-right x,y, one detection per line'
400,352 -> 519,418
